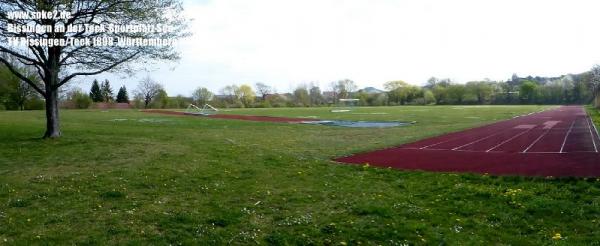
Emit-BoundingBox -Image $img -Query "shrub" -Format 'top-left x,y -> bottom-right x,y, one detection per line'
424,90 -> 436,104
254,101 -> 271,108
412,98 -> 426,105
24,98 -> 45,110
229,101 -> 244,108
73,91 -> 93,109
132,98 -> 144,109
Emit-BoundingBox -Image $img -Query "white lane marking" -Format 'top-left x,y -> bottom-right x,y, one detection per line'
514,124 -> 536,129
419,107 -> 559,150
418,126 -> 508,149
524,151 -> 565,154
418,125 -> 510,149
585,116 -> 598,152
559,120 -> 576,153
451,128 -> 514,151
522,129 -> 552,153
591,117 -> 600,140
543,121 -> 560,129
521,120 -> 562,153
525,151 -> 598,154
486,129 -> 533,152
419,139 -> 452,149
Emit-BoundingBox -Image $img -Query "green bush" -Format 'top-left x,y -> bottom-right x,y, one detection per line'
260,100 -> 272,108
132,99 -> 144,109
68,90 -> 94,109
412,97 -> 426,105
73,92 -> 93,109
24,98 -> 45,110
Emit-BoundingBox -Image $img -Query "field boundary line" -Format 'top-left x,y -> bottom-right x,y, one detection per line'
419,140 -> 452,149
451,127 -> 515,151
413,107 -> 558,150
585,116 -> 598,152
522,128 -> 552,153
559,120 -> 576,153
486,128 -> 532,152
588,116 -> 600,140
418,125 -> 508,150
524,151 -> 565,154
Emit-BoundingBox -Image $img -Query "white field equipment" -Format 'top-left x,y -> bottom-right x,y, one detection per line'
331,98 -> 359,113
184,104 -> 219,116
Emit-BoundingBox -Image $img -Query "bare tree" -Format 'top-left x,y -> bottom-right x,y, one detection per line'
220,85 -> 238,105
135,77 -> 164,109
254,82 -> 272,100
0,0 -> 188,138
425,77 -> 438,89
332,79 -> 357,101
328,81 -> 339,103
13,80 -> 36,110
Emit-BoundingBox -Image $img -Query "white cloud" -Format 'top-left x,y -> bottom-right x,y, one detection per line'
86,0 -> 600,95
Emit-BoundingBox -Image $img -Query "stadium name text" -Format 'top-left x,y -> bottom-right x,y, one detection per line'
7,37 -> 176,47
6,11 -> 71,20
7,24 -> 175,34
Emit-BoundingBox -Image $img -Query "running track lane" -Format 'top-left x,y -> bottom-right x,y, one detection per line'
335,106 -> 600,177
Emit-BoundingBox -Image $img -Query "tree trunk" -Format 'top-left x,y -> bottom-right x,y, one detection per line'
40,45 -> 63,138
43,84 -> 60,138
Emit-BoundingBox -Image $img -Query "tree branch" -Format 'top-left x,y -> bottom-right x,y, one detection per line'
0,46 -> 43,66
56,51 -> 140,88
0,56 -> 45,97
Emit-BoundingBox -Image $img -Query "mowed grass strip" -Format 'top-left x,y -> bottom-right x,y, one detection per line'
1,105 -> 599,245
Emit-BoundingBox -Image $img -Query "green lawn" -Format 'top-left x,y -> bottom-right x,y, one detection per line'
1,105 -> 599,245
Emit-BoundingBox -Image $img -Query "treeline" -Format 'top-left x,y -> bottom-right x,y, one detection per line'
125,73 -> 597,109
2,63 -> 600,110
62,79 -> 131,109
95,78 -> 360,109
124,69 -> 598,109
421,73 -> 594,105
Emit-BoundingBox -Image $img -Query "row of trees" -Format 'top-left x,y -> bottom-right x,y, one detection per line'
52,79 -> 131,109
5,67 -> 600,111
4,62 -> 600,110
5,63 -> 596,111
89,80 -> 129,104
57,65 -> 599,110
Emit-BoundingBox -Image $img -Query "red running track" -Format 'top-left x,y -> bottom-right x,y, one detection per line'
335,106 -> 600,177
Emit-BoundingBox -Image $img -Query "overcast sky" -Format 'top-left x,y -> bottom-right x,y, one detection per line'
83,0 -> 600,96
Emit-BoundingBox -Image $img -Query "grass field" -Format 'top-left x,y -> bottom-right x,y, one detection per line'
1,105 -> 600,244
